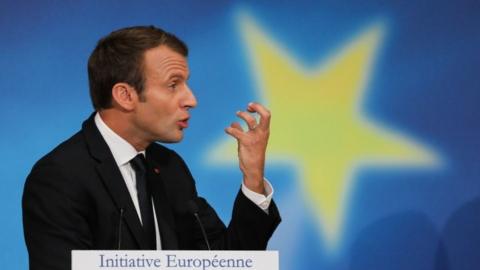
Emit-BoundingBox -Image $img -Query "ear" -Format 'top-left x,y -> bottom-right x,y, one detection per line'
111,83 -> 138,111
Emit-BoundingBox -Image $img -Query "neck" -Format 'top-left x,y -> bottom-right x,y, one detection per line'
98,109 -> 150,151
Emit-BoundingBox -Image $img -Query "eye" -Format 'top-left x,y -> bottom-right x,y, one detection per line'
168,81 -> 178,90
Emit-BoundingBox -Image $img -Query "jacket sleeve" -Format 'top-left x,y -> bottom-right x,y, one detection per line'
171,151 -> 281,250
22,161 -> 92,270
191,191 -> 281,250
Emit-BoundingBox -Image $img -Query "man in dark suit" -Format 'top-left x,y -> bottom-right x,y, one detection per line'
22,26 -> 280,270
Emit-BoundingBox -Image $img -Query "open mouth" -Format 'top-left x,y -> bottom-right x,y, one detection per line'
177,118 -> 189,129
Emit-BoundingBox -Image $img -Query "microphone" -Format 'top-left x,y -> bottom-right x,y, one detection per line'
181,199 -> 211,250
117,207 -> 125,250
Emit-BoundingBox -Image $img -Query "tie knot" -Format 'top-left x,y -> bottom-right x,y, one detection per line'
130,154 -> 147,173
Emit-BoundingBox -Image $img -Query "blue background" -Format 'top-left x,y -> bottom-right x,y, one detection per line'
1,0 -> 479,269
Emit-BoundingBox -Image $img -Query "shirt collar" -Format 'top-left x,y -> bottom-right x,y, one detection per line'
94,112 -> 145,167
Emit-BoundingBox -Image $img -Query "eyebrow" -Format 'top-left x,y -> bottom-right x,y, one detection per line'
167,72 -> 190,81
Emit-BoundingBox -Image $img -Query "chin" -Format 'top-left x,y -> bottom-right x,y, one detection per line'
156,133 -> 184,144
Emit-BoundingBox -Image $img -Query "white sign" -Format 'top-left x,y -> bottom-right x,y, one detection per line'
72,250 -> 278,270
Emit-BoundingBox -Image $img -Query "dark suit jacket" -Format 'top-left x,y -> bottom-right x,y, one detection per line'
22,115 -> 281,270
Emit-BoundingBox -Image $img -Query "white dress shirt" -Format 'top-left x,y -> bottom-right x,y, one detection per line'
94,113 -> 273,249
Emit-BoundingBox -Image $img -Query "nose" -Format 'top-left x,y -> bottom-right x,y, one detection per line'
182,85 -> 197,109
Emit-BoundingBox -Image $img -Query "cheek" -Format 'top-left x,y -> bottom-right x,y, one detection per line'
145,103 -> 175,128
155,99 -> 180,117
141,91 -> 180,124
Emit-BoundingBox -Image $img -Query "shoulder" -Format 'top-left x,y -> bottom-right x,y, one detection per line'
25,129 -> 96,197
147,143 -> 187,168
31,131 -> 89,172
23,131 -> 90,203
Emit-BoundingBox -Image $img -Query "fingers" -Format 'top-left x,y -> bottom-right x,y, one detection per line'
230,122 -> 243,132
225,102 -> 271,138
225,122 -> 245,140
246,102 -> 271,130
236,111 -> 257,130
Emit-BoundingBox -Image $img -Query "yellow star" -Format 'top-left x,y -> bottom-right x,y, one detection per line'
207,14 -> 441,251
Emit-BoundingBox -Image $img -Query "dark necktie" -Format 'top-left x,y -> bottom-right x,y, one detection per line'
130,154 -> 156,249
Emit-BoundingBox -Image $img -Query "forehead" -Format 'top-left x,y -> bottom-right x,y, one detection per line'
143,45 -> 189,78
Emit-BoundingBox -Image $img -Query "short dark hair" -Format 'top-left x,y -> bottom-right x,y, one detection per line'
88,25 -> 188,110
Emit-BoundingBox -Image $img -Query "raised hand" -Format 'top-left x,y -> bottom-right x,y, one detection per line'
225,102 -> 271,194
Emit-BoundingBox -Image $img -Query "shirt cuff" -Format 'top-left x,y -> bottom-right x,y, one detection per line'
241,178 -> 274,212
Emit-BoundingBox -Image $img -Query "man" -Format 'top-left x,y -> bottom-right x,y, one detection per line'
22,26 -> 280,270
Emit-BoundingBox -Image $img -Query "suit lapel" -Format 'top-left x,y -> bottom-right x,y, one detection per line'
96,160 -> 150,249
81,114 -> 150,249
146,153 -> 179,250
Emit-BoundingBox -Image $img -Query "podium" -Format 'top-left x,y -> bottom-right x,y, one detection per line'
72,250 -> 278,270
